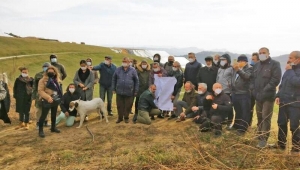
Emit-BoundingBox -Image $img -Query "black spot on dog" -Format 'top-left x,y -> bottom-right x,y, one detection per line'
75,102 -> 79,108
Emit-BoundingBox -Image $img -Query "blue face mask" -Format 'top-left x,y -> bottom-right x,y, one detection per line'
250,60 -> 256,66
43,67 -> 48,72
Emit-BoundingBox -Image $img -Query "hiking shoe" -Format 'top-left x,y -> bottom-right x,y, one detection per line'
50,128 -> 60,133
257,140 -> 267,149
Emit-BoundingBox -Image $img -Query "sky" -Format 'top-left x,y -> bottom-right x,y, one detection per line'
0,0 -> 299,56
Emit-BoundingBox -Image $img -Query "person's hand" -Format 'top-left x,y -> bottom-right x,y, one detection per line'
79,83 -> 85,88
158,73 -> 163,77
212,103 -> 218,109
89,66 -> 93,70
233,63 -> 239,71
47,97 -> 53,103
285,64 -> 292,70
83,87 -> 88,91
192,106 -> 199,111
65,112 -> 69,117
171,95 -> 175,100
275,97 -> 280,105
206,95 -> 213,100
194,115 -> 200,120
180,112 -> 185,117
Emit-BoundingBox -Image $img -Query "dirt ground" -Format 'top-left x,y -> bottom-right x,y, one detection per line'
0,87 -> 299,170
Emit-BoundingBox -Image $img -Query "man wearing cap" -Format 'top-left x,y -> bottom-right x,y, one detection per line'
32,62 -> 51,129
251,47 -> 281,148
49,54 -> 67,81
92,56 -> 117,116
232,55 -> 253,135
197,56 -> 218,93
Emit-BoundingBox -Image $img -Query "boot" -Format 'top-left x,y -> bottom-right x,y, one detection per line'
15,122 -> 25,130
39,128 -> 45,138
24,123 -> 29,130
50,123 -> 60,133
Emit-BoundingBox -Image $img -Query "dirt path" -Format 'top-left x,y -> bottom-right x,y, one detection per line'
0,52 -> 80,60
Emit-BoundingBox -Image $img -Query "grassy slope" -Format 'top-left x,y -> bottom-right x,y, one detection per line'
0,36 -> 297,170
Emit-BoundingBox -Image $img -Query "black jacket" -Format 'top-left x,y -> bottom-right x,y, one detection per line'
197,66 -> 218,92
168,69 -> 183,96
276,64 -> 300,107
13,76 -> 33,114
138,89 -> 157,112
184,60 -> 202,87
60,91 -> 81,116
205,91 -> 232,119
196,91 -> 211,116
232,65 -> 252,94
251,57 -> 281,102
0,82 -> 11,124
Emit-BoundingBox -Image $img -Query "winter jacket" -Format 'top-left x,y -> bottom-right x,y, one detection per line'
164,62 -> 174,74
216,53 -> 233,94
73,69 -> 95,101
136,63 -> 151,96
197,66 -> 218,92
206,91 -> 232,119
38,76 -> 62,102
32,71 -> 44,100
13,76 -> 33,113
232,65 -> 252,95
149,67 -> 168,85
93,62 -> 117,88
0,82 -> 11,123
196,91 -> 211,116
138,89 -> 158,112
182,88 -> 198,114
276,64 -> 300,107
168,69 -> 183,96
251,57 -> 281,102
60,91 -> 81,116
51,62 -> 67,81
184,60 -> 202,87
112,66 -> 139,96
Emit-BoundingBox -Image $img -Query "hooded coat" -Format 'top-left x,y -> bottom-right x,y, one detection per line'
136,62 -> 151,97
73,68 -> 95,101
0,81 -> 11,123
216,54 -> 234,94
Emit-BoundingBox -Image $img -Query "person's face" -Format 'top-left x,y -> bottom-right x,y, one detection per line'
288,52 -> 299,64
122,58 -> 130,67
105,58 -> 112,62
21,69 -> 28,74
212,83 -> 222,91
214,55 -> 220,61
198,85 -> 206,92
188,54 -> 195,60
150,86 -> 156,93
173,62 -> 179,68
152,64 -> 158,69
80,63 -> 87,68
206,60 -> 212,66
252,55 -> 259,63
259,48 -> 270,57
184,83 -> 192,91
69,84 -> 75,89
47,68 -> 55,74
168,57 -> 174,62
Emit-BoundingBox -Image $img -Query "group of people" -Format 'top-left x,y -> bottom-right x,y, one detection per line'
0,48 -> 299,153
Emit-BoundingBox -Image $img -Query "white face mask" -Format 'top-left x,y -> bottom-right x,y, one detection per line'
153,57 -> 159,61
51,58 -> 57,63
141,65 -> 147,69
129,62 -> 133,66
69,88 -> 75,93
172,67 -> 178,71
104,60 -> 110,65
81,67 -> 87,71
259,54 -> 268,61
207,64 -> 212,67
220,60 -> 227,66
122,62 -> 128,67
189,58 -> 195,63
214,88 -> 222,94
153,68 -> 160,72
198,90 -> 204,94
214,60 -> 219,64
186,90 -> 191,93
86,62 -> 92,66
21,73 -> 28,77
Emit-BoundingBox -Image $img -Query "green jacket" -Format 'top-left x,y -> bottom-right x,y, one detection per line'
138,89 -> 157,112
32,71 -> 44,100
136,63 -> 151,96
182,88 -> 198,114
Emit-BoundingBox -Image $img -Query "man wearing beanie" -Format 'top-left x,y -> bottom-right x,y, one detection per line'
49,54 -> 67,81
231,55 -> 253,135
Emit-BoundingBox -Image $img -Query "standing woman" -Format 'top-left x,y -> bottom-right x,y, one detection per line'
38,66 -> 62,138
0,73 -> 11,124
14,67 -> 33,130
73,60 -> 95,101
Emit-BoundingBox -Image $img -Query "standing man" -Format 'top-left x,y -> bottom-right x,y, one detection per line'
275,51 -> 300,152
251,47 -> 281,148
249,52 -> 260,126
197,56 -> 218,93
184,52 -> 202,90
92,56 -> 117,116
151,54 -> 164,68
112,57 -> 139,123
232,55 -> 252,135
49,54 -> 67,81
164,55 -> 175,74
213,54 -> 220,68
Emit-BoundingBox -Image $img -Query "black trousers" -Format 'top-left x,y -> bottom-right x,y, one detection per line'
116,94 -> 134,121
39,103 -> 58,130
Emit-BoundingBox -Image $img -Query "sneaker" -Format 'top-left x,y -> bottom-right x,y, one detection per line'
257,140 -> 267,149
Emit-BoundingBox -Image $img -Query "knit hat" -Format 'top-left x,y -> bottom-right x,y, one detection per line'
237,54 -> 248,62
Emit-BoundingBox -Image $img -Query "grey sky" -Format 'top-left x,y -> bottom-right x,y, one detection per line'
0,0 -> 299,55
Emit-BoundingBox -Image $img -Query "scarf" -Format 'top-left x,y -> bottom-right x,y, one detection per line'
46,78 -> 62,97
18,76 -> 33,95
78,68 -> 90,83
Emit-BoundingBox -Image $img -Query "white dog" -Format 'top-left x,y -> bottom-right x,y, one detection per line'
69,98 -> 109,128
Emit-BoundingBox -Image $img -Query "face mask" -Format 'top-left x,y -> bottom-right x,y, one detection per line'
122,62 -> 128,67
214,60 -> 219,64
198,90 -> 204,94
81,67 -> 87,71
153,68 -> 160,72
47,72 -> 55,78
172,67 -> 178,71
104,60 -> 110,65
220,60 -> 227,66
168,61 -> 174,64
207,64 -> 212,67
69,88 -> 75,93
43,67 -> 48,72
259,54 -> 268,61
250,60 -> 256,66
129,63 -> 133,66
215,88 -> 222,94
153,57 -> 159,61
186,90 -> 191,93
21,73 -> 28,77
189,58 -> 195,63
51,58 -> 57,63
141,65 -> 147,69
290,59 -> 299,66
86,62 -> 92,66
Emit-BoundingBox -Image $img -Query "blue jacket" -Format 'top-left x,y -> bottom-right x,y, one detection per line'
276,64 -> 300,107
112,66 -> 139,96
93,62 -> 117,88
184,60 -> 202,86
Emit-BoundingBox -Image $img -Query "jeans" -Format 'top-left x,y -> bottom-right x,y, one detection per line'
232,94 -> 251,132
277,105 -> 300,149
137,109 -> 161,125
56,112 -> 76,127
174,101 -> 188,116
39,103 -> 58,130
116,94 -> 134,121
100,85 -> 113,113
256,100 -> 274,141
